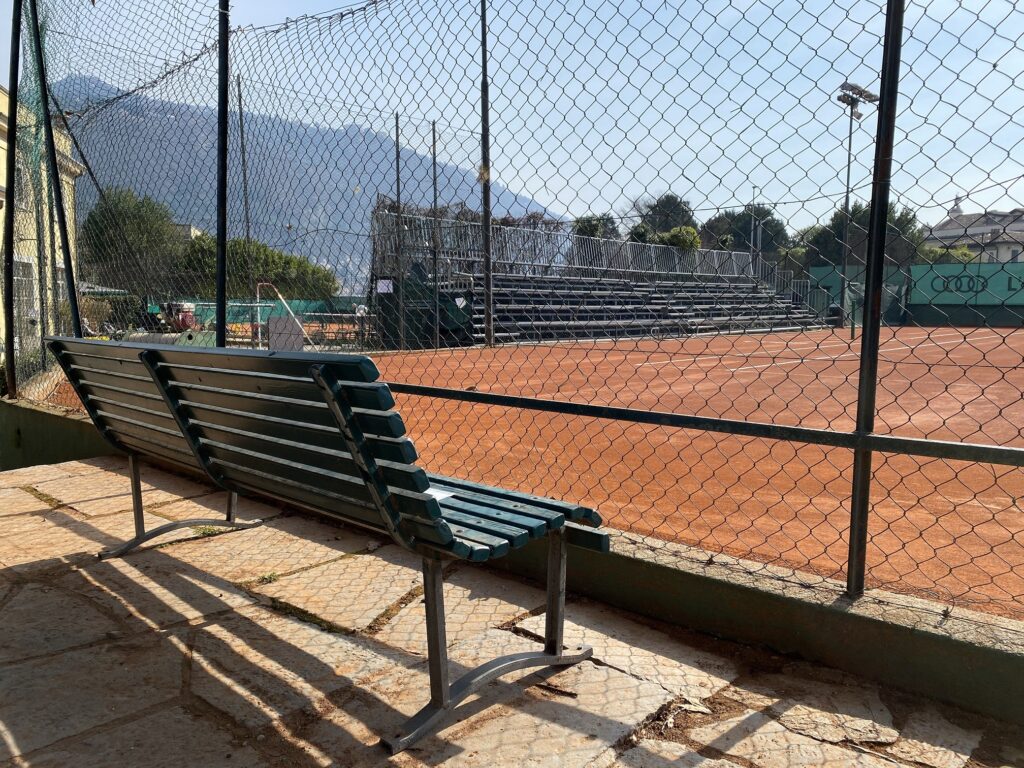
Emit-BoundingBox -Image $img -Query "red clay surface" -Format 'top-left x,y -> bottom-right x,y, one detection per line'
372,327 -> 1024,620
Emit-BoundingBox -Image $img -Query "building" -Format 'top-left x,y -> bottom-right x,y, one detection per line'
0,84 -> 85,371
924,199 -> 1024,263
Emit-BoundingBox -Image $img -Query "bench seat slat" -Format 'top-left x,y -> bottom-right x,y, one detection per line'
429,474 -> 601,525
425,479 -> 565,527
445,524 -> 510,559
193,424 -> 429,492
210,458 -> 454,547
438,498 -> 547,538
62,353 -> 150,379
439,509 -> 530,548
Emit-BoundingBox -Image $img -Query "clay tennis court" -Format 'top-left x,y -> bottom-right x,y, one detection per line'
373,326 -> 1024,620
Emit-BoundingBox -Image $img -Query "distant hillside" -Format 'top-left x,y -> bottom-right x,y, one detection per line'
54,76 -> 553,294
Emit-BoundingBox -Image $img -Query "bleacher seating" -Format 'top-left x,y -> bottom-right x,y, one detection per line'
469,273 -> 824,343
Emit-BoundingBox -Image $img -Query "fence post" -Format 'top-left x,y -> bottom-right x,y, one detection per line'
215,0 -> 230,347
2,0 -> 24,396
28,0 -> 80,339
479,0 -> 494,346
846,0 -> 907,599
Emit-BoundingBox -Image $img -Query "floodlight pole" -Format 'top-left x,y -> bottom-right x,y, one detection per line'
480,0 -> 494,346
846,0 -> 906,599
28,0 -> 80,338
3,0 -> 24,397
432,120 -> 441,349
215,0 -> 230,347
395,112 -> 405,350
841,98 -> 857,338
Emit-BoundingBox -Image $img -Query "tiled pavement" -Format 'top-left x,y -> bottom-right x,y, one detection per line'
0,457 -> 1021,767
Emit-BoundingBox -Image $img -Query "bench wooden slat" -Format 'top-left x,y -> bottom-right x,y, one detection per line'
438,498 -> 547,538
210,458 -> 454,547
88,397 -> 182,432
192,422 -> 429,492
164,376 -> 406,438
429,474 -> 601,525
150,347 -> 379,381
164,373 -> 395,411
61,352 -> 150,379
440,509 -> 530,548
75,379 -> 165,411
176,396 -> 415,462
426,479 -> 565,527
445,524 -> 510,559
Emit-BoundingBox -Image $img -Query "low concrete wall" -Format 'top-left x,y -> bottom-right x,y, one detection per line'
493,531 -> 1024,726
0,398 -> 120,471
2,399 -> 1021,725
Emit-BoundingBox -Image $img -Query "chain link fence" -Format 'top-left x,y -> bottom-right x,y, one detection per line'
4,0 -> 1024,623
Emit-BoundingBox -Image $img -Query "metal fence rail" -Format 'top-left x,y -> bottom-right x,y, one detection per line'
4,0 -> 1024,624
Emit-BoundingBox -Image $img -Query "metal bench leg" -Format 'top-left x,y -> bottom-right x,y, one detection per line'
98,460 -> 262,560
381,532 -> 591,755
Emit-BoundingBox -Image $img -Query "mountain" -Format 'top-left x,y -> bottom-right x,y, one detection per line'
53,75 -> 553,294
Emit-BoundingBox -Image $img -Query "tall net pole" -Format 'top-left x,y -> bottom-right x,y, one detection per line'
28,0 -> 80,338
2,0 -> 24,396
215,0 -> 230,347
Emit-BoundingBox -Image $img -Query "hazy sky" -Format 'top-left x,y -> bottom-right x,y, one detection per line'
3,0 -> 1022,231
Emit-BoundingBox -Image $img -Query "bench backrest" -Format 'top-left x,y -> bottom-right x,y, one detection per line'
46,337 -> 454,550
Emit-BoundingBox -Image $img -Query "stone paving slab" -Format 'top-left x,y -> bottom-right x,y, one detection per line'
0,635 -> 182,761
189,605 -> 397,730
31,466 -> 210,517
0,462 -> 83,489
152,491 -> 279,524
0,582 -> 122,664
885,709 -> 982,768
722,669 -> 897,744
0,487 -> 51,516
254,544 -> 422,631
0,509 -> 194,574
519,601 -> 737,702
11,706 -> 270,768
612,739 -> 742,767
376,567 -> 545,655
156,515 -> 378,584
54,548 -> 255,630
687,710 -> 897,768
405,660 -> 674,767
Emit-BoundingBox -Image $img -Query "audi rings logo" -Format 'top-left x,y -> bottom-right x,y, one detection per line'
932,274 -> 988,294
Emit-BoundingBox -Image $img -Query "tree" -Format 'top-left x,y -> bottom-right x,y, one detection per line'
632,193 -> 697,234
179,234 -> 338,300
627,222 -> 656,243
699,204 -> 790,256
81,187 -> 184,295
573,213 -> 619,239
659,225 -> 701,251
805,202 -> 927,269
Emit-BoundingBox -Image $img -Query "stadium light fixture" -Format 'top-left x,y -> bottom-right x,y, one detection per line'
836,81 -> 879,336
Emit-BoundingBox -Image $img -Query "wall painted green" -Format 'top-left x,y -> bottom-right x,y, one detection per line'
0,399 -> 120,471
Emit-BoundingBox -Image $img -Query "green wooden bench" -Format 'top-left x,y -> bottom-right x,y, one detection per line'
46,336 -> 608,753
